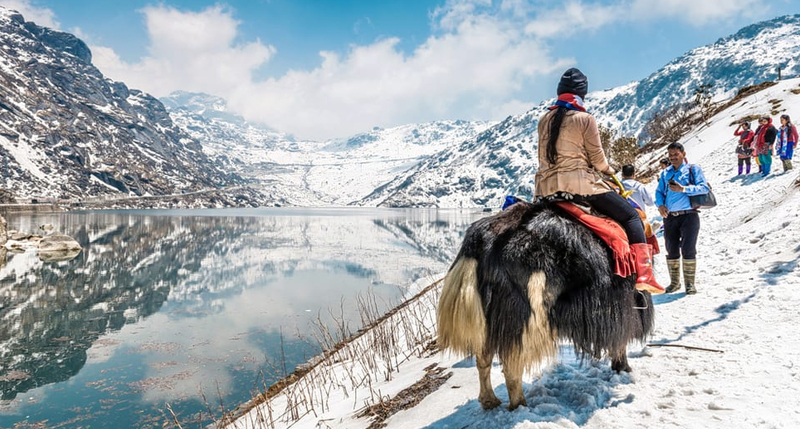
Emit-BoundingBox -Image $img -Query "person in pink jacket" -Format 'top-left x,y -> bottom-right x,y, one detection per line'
776,114 -> 798,171
535,68 -> 663,293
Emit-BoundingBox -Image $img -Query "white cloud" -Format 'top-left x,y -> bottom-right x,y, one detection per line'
525,0 -> 759,38
525,1 -> 618,38
90,5 -> 275,99
630,0 -> 759,25
0,0 -> 58,28
431,0 -> 493,31
90,1 -> 565,140
84,0 -> 761,140
226,3 -> 568,139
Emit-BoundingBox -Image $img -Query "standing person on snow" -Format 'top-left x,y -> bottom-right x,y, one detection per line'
655,142 -> 710,295
754,116 -> 778,177
776,114 -> 798,172
734,121 -> 754,175
621,164 -> 654,210
535,67 -> 663,294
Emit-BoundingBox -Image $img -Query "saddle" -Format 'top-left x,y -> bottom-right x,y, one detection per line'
504,191 -> 659,279
553,201 -> 637,278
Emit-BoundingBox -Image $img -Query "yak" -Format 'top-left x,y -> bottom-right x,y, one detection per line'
437,200 -> 655,410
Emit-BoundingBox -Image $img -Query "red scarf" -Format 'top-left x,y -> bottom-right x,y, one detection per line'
548,93 -> 586,112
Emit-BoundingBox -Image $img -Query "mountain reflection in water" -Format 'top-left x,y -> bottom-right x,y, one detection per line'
0,207 -> 483,428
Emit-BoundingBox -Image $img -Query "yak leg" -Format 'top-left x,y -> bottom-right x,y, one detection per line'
502,353 -> 527,410
611,348 -> 631,373
476,349 -> 501,409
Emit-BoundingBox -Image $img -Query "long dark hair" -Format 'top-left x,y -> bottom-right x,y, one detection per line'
546,107 -> 568,165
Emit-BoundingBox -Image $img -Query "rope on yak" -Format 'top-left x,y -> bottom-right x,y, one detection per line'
609,174 -> 634,199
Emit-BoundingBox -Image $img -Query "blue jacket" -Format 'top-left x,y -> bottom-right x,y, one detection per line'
655,163 -> 710,211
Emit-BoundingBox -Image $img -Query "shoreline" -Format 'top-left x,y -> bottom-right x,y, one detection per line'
0,204 -> 70,214
217,277 -> 445,429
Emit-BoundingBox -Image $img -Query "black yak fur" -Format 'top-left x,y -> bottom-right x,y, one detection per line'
437,200 -> 654,410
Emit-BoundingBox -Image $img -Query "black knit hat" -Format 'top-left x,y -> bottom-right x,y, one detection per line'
557,67 -> 588,98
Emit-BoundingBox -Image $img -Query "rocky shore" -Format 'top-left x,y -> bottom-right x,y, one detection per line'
0,216 -> 82,263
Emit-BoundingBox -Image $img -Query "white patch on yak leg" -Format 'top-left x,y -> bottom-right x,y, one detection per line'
497,271 -> 557,410
520,271 -> 557,372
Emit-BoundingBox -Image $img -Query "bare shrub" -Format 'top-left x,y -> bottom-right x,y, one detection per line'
693,82 -> 715,125
641,102 -> 699,149
598,125 -> 640,169
609,135 -> 639,168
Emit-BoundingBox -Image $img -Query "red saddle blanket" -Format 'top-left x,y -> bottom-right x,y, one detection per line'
554,201 -> 637,278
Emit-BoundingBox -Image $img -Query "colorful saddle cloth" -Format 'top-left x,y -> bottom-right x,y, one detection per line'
554,201 -> 637,278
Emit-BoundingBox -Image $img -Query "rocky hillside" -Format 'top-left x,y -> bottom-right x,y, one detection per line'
161,91 -> 291,173
0,7 -> 257,206
590,14 -> 800,136
357,111 -> 539,207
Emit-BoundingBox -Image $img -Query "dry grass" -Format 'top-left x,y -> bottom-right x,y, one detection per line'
167,277 -> 446,429
356,362 -> 451,429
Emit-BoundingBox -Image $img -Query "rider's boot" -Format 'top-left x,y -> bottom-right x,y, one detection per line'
631,243 -> 665,294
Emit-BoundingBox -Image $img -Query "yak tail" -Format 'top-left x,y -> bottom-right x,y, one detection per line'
437,257 -> 486,356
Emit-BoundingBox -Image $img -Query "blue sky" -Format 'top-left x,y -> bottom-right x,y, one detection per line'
0,0 -> 796,139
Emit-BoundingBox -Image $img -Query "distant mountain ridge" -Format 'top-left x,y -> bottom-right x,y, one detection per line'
162,91 -> 494,206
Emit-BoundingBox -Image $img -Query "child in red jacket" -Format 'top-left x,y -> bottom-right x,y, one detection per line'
734,121 -> 754,175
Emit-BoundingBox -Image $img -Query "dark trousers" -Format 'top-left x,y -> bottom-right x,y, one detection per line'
737,157 -> 751,174
573,191 -> 646,244
664,212 -> 700,259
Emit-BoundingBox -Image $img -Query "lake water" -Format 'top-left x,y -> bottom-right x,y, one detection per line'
0,207 -> 485,428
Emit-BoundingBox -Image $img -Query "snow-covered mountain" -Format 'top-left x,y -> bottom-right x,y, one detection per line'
590,14 -> 800,135
357,111 -> 539,207
160,91 -> 292,171
162,92 -> 494,206
360,14 -> 800,208
0,7 -> 265,207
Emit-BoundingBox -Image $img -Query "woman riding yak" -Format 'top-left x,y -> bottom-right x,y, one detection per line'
534,68 -> 664,294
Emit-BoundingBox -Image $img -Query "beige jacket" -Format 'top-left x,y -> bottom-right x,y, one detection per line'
534,109 -> 615,197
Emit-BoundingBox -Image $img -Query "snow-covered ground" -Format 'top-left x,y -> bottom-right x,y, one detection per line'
227,78 -> 800,429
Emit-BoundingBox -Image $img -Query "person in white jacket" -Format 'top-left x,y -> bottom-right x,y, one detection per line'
620,164 -> 654,211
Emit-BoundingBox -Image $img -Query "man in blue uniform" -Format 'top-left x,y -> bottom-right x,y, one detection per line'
655,142 -> 710,295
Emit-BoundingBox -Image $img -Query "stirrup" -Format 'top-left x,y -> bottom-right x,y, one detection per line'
632,289 -> 649,310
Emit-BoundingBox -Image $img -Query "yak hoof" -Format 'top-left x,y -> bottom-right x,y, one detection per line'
479,394 -> 501,410
611,359 -> 631,373
507,397 -> 527,411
